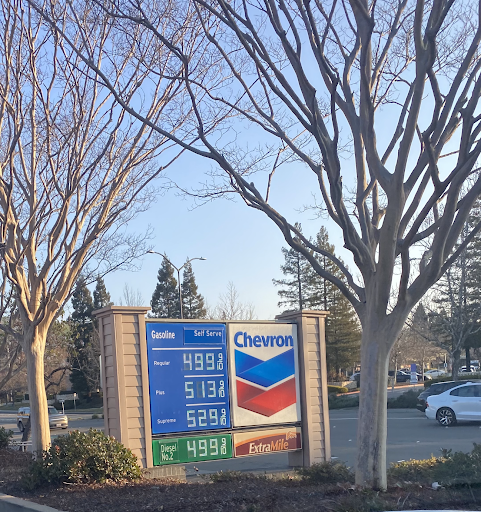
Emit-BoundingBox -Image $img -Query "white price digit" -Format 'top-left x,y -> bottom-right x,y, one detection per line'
195,353 -> 203,370
206,353 -> 215,370
207,381 -> 216,398
187,440 -> 196,458
199,439 -> 207,457
209,408 -> 218,426
198,409 -> 207,426
218,380 -> 225,398
183,353 -> 192,371
221,437 -> 227,455
210,438 -> 218,456
187,410 -> 196,427
196,380 -> 206,398
220,408 -> 227,426
185,381 -> 194,399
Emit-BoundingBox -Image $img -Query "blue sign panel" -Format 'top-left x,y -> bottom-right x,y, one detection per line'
146,323 -> 231,434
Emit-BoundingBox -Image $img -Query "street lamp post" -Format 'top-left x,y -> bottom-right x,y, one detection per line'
147,250 -> 206,319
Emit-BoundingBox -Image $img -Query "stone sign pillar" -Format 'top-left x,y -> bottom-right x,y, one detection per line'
94,306 -> 153,469
276,310 -> 331,466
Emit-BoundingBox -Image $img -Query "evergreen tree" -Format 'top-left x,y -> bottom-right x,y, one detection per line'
93,276 -> 113,310
272,223 -> 311,311
182,260 -> 207,319
69,277 -> 95,394
310,228 -> 360,375
274,226 -> 360,375
429,205 -> 481,378
151,256 -> 181,318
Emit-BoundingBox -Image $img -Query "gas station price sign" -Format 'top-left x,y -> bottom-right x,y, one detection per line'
152,433 -> 233,466
146,323 -> 231,435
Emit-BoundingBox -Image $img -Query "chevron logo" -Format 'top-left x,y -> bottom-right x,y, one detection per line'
235,349 -> 297,416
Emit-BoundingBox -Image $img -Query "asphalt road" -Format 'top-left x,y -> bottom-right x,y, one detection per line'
0,411 -> 104,444
1,401 -> 479,477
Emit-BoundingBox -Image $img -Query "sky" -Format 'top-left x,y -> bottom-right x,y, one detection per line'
100,150 -> 348,321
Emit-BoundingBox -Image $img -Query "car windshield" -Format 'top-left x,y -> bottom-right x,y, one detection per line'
48,407 -> 59,414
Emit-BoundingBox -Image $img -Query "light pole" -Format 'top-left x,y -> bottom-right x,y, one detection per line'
147,250 -> 206,319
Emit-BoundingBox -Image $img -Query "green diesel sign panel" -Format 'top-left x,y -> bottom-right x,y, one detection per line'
152,434 -> 233,466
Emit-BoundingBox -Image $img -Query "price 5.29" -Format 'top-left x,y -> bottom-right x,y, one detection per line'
186,408 -> 227,427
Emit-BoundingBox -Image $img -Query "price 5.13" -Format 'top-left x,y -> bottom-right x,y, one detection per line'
185,380 -> 225,399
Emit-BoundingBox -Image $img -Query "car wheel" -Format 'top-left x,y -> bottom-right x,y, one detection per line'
436,407 -> 456,426
18,421 -> 24,433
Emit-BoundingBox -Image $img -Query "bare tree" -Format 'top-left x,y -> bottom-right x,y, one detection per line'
119,284 -> 145,307
427,267 -> 481,379
209,282 -> 256,321
34,0 -> 481,488
391,306 -> 446,375
0,0 -> 203,453
0,267 -> 26,391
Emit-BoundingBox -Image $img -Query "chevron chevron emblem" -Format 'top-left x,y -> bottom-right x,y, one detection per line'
235,349 -> 297,416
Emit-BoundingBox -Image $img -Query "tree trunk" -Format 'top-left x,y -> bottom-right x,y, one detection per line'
24,328 -> 51,455
355,321 -> 395,490
466,347 -> 471,371
452,347 -> 461,380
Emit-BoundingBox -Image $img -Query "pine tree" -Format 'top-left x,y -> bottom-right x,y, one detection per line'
93,276 -> 113,310
150,256 -> 181,318
429,205 -> 481,377
273,226 -> 360,375
310,228 -> 360,375
69,277 -> 95,394
182,260 -> 207,319
272,223 -> 311,311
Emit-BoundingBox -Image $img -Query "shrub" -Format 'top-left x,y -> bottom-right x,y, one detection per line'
328,394 -> 359,409
0,426 -> 14,449
24,428 -> 141,489
92,414 -> 99,419
295,461 -> 354,484
387,389 -> 419,408
210,470 -> 265,483
424,374 -> 481,388
388,443 -> 481,487
328,385 -> 349,394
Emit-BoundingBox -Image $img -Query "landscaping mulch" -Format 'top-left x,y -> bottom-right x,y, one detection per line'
2,449 -> 481,512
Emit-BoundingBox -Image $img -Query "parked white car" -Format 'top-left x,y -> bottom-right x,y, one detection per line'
425,382 -> 481,426
424,369 -> 447,378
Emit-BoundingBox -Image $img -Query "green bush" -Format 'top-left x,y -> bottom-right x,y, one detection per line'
295,461 -> 354,484
328,385 -> 349,394
24,428 -> 141,489
92,414 -> 99,419
388,443 -> 481,486
387,389 -> 419,408
0,426 -> 14,449
328,394 -> 359,409
424,373 -> 481,388
210,470 -> 266,483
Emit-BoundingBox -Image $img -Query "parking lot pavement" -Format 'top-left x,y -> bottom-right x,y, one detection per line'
0,411 -> 104,445
330,408 -> 481,468
2,407 -> 480,475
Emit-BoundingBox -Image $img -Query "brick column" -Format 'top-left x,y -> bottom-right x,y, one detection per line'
276,310 -> 331,466
93,306 -> 152,469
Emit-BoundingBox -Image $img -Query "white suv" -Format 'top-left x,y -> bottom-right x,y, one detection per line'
425,382 -> 481,426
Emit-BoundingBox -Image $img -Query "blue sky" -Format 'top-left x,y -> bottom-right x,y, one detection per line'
101,150 -> 348,320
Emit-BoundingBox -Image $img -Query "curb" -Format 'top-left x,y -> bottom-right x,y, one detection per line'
0,493 -> 64,512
